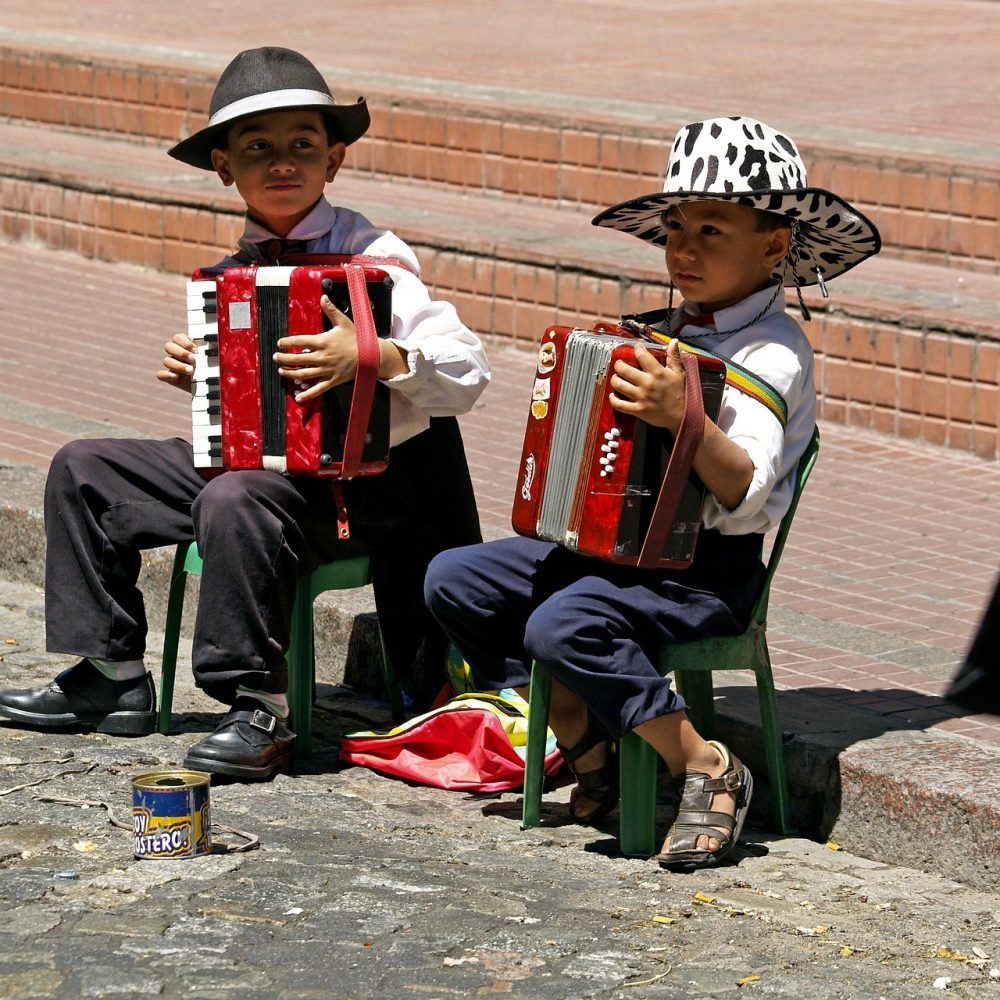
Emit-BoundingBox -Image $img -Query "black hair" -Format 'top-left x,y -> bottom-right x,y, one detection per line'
753,208 -> 792,232
212,111 -> 343,155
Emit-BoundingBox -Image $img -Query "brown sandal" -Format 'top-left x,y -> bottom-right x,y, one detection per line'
558,713 -> 619,825
655,741 -> 753,872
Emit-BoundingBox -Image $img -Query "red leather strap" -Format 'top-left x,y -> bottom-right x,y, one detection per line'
340,263 -> 382,479
636,352 -> 706,569
330,481 -> 351,540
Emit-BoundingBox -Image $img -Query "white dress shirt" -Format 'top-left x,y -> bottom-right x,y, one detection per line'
222,197 -> 491,447
664,284 -> 817,535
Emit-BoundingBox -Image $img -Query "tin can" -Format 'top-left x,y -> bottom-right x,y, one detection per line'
132,770 -> 212,860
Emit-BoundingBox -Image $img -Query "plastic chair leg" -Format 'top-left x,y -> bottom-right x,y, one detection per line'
521,662 -> 552,829
754,662 -> 791,834
618,732 -> 659,857
675,668 -> 716,739
287,579 -> 315,762
157,543 -> 190,735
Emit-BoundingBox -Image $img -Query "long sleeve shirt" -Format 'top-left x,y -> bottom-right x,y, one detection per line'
220,197 -> 491,447
664,284 -> 817,535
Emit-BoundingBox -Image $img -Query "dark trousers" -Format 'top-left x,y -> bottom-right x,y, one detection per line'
45,419 -> 481,705
424,532 -> 764,739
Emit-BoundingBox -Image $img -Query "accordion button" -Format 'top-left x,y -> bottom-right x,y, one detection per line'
610,427 -> 621,438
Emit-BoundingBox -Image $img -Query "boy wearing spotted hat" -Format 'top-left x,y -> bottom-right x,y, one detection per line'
0,48 -> 490,779
426,117 -> 879,870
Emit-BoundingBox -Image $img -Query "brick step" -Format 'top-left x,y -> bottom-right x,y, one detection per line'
1,118 -> 998,459
1,45 -> 997,276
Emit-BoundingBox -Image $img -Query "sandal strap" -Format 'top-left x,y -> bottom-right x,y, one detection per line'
674,808 -> 736,830
684,769 -> 746,794
573,751 -> 618,796
664,823 -> 734,854
557,712 -> 614,766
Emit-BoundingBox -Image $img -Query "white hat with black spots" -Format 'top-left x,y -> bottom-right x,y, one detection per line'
591,117 -> 881,287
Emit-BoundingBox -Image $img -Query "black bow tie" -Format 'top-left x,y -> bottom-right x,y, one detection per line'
244,238 -> 309,264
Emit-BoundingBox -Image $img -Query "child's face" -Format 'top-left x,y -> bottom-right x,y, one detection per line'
662,201 -> 790,313
210,110 -> 345,236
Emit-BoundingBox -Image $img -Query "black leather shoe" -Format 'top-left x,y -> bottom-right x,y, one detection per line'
0,659 -> 157,735
183,698 -> 295,781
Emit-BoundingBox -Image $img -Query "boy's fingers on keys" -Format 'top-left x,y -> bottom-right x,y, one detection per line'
165,341 -> 195,363
162,355 -> 194,375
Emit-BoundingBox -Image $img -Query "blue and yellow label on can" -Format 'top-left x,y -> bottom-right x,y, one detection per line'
132,770 -> 212,860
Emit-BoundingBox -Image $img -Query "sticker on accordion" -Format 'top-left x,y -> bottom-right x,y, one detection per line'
520,454 -> 536,500
537,342 -> 557,374
531,378 -> 551,401
228,301 -> 252,330
530,401 -> 549,419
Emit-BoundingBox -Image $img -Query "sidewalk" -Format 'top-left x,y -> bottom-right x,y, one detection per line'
0,0 -> 998,890
1,237 -> 999,887
0,597 -> 995,998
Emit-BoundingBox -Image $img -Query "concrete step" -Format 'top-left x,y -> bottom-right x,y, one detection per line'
1,44 -> 998,276
1,118 -> 998,459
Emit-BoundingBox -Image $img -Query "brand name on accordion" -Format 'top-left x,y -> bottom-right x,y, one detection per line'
521,454 -> 536,501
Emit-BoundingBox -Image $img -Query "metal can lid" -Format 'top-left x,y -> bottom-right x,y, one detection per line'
131,769 -> 211,790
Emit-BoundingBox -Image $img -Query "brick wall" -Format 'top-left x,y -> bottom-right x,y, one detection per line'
2,47 -> 998,274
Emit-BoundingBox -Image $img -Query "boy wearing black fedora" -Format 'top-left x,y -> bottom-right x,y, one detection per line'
0,48 -> 490,780
426,116 -> 880,870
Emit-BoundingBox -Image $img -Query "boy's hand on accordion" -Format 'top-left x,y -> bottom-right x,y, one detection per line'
274,294 -> 408,402
156,332 -> 197,393
274,296 -> 359,403
608,339 -> 686,433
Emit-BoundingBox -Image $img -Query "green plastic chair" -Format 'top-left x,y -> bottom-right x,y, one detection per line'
158,541 -> 403,761
522,426 -> 821,857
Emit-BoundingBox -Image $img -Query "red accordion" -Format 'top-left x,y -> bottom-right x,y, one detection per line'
511,323 -> 726,569
187,255 -> 399,479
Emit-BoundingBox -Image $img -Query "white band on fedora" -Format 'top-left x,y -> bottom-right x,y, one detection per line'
208,89 -> 336,129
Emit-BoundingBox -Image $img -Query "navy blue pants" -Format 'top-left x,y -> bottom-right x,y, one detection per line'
424,532 -> 764,738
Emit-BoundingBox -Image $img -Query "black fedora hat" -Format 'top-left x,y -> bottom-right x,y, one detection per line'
168,47 -> 370,170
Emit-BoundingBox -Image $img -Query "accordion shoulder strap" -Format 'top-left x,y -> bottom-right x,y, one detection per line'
636,351 -> 706,570
621,313 -> 789,429
340,263 -> 382,479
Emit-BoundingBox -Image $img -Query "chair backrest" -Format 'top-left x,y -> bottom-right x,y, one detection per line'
750,425 -> 821,624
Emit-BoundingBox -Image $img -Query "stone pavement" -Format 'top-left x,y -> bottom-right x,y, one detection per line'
0,581 -> 999,999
